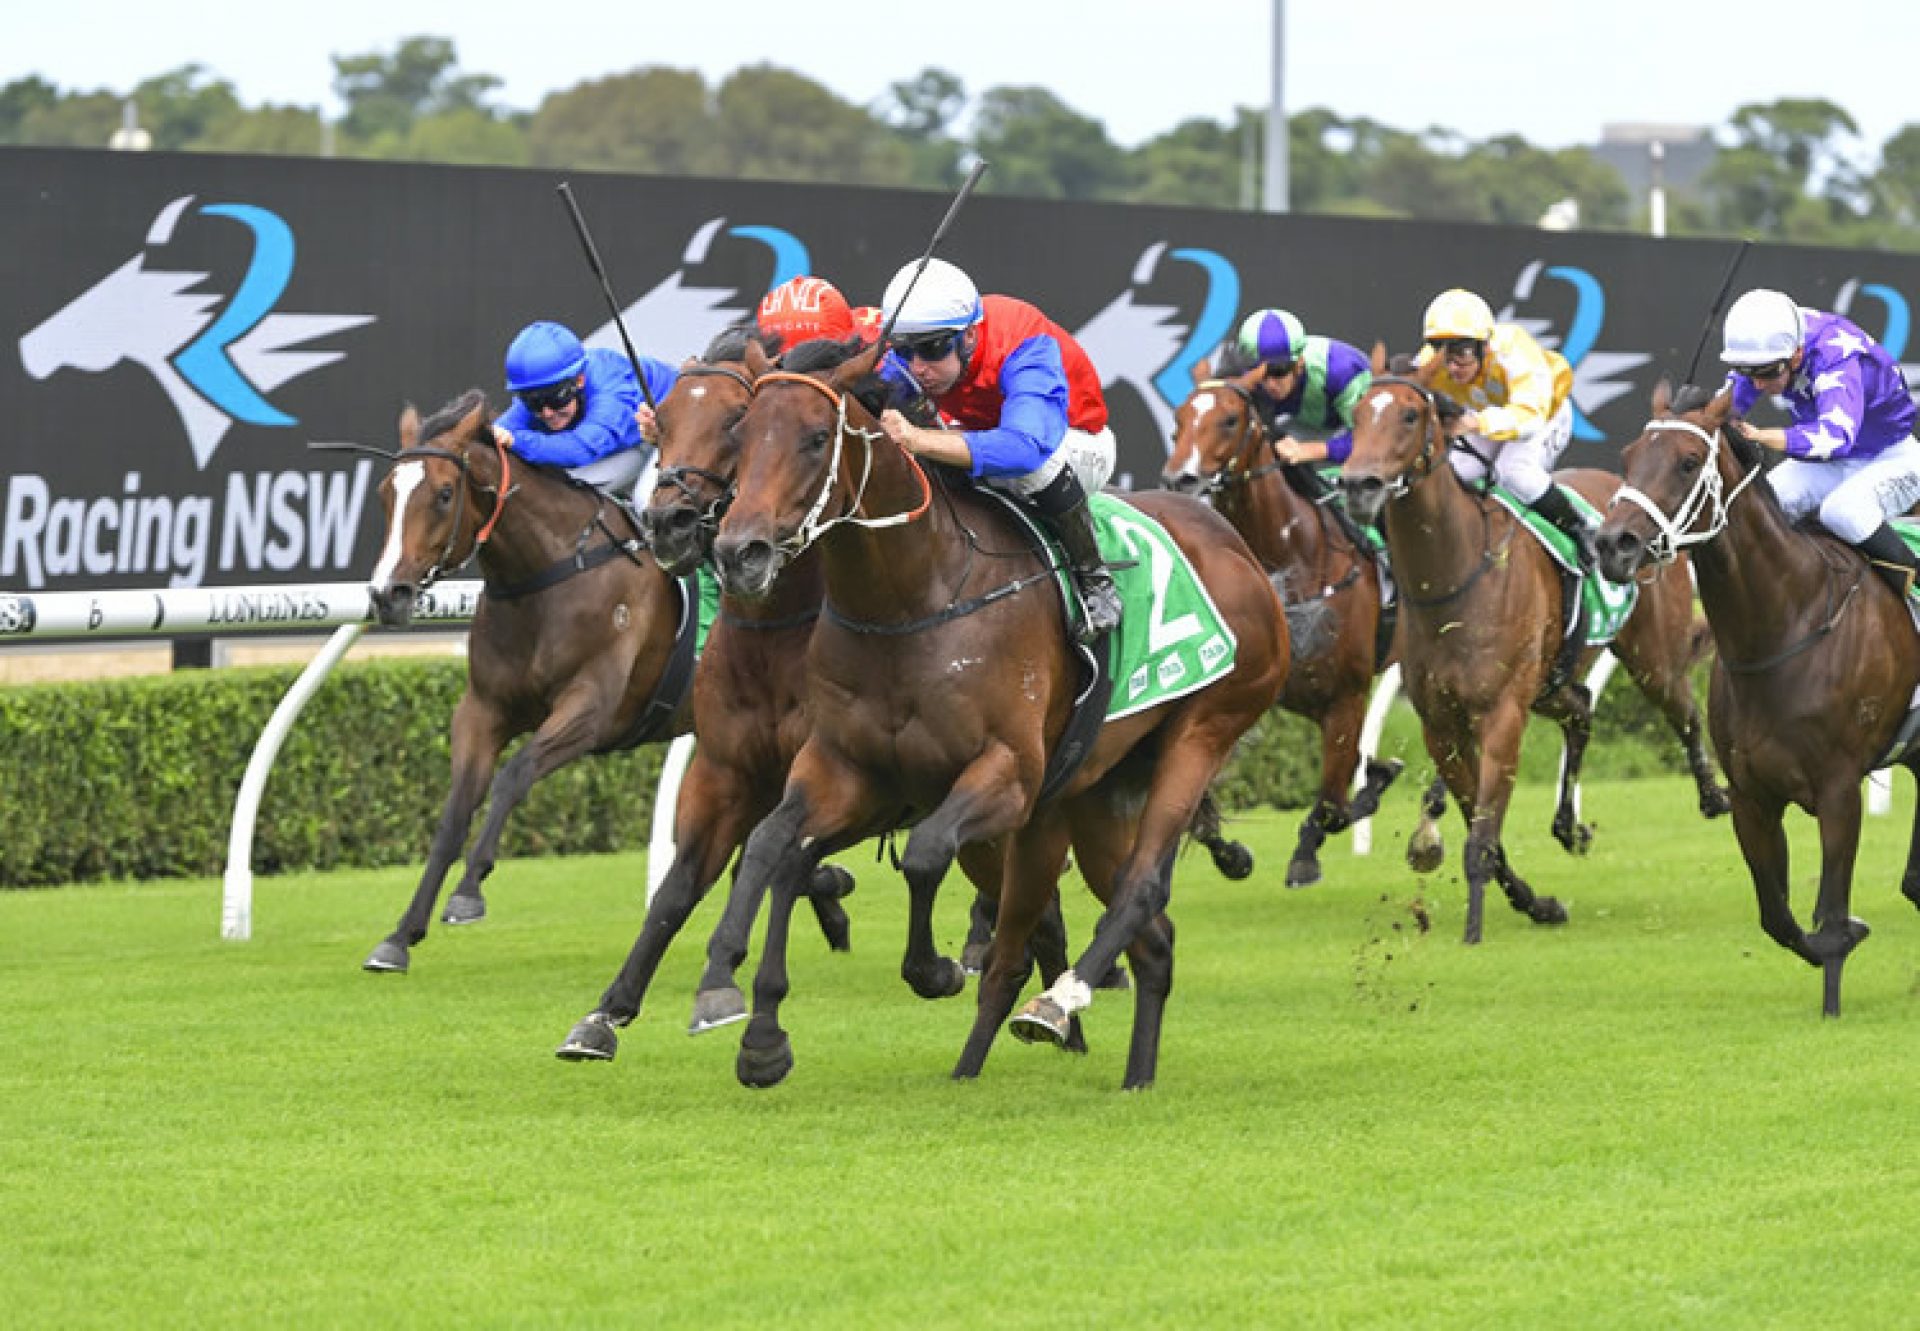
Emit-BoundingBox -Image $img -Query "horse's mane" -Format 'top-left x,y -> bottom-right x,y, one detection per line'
1213,342 -> 1260,378
418,388 -> 490,444
701,324 -> 770,364
778,335 -> 908,420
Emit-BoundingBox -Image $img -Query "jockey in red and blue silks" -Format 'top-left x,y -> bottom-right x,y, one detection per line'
874,257 -> 1121,642
492,320 -> 677,503
1720,287 -> 1920,595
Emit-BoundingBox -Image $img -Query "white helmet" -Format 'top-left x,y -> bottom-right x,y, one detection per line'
881,257 -> 982,336
1721,289 -> 1804,367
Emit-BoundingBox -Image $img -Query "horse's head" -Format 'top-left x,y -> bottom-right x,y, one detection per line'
1339,348 -> 1458,525
1163,355 -> 1271,496
1595,381 -> 1746,581
711,338 -> 891,600
368,390 -> 500,627
642,327 -> 766,574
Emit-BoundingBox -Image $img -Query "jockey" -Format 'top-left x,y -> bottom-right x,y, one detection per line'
1415,288 -> 1595,571
1227,308 -> 1373,488
1721,287 -> 1920,596
492,320 -> 677,504
875,257 -> 1121,642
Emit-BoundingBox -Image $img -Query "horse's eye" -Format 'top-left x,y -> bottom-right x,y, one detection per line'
435,484 -> 455,507
1402,408 -> 1419,425
1679,454 -> 1701,475
803,428 -> 831,453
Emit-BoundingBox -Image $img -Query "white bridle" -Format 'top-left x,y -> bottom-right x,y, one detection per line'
1608,417 -> 1764,565
760,372 -> 930,559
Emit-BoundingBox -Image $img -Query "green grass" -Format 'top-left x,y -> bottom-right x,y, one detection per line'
6,774 -> 1920,1328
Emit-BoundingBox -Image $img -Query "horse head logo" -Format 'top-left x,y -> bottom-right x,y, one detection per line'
1073,243 -> 1241,449
584,219 -> 810,359
1500,260 -> 1650,442
19,195 -> 375,470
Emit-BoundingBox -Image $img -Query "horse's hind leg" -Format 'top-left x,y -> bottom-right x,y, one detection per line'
1288,691 -> 1368,888
1615,598 -> 1729,818
1727,787 -> 1816,966
1406,773 -> 1449,874
556,756 -> 751,1060
1807,780 -> 1872,1018
1536,680 -> 1594,855
440,692 -> 608,923
364,697 -> 506,974
962,892 -> 997,974
1899,764 -> 1920,912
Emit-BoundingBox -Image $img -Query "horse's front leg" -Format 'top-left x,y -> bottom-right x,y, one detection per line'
1807,779 -> 1872,1018
953,814 -> 1075,1081
897,745 -> 1034,1000
363,696 -> 508,974
1406,773 -> 1450,874
441,683 -> 613,924
556,753 -> 754,1060
1462,698 -> 1568,941
1535,679 -> 1594,856
1900,763 -> 1920,912
1288,689 -> 1368,888
1727,786 -> 1812,965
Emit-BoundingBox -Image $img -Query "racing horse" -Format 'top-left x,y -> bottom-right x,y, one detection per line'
1339,351 -> 1725,943
1595,382 -> 1920,1016
358,391 -> 831,973
1165,358 -> 1403,886
707,338 -> 1289,1090
555,331 -> 1062,1060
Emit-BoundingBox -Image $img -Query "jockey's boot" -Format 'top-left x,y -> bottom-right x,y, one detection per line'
1855,523 -> 1920,600
1530,484 -> 1598,575
1033,470 -> 1122,644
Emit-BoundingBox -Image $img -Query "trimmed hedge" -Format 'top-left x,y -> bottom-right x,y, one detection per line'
0,653 -> 1701,887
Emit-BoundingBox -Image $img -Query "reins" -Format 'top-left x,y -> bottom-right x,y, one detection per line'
1367,376 -> 1511,609
755,370 -> 933,557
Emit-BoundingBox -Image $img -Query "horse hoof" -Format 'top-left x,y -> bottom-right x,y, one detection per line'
1700,786 -> 1732,819
1093,962 -> 1131,991
1531,897 -> 1570,926
809,863 -> 856,900
960,940 -> 991,974
1009,995 -> 1071,1047
363,941 -> 410,973
1210,840 -> 1254,880
1063,1016 -> 1089,1055
441,894 -> 486,925
1285,855 -> 1323,888
555,1013 -> 619,1062
1407,841 -> 1444,875
737,1030 -> 794,1089
905,956 -> 967,1000
688,987 -> 748,1034
814,899 -> 852,953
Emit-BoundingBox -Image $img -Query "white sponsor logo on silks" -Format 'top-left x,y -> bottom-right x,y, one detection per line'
1156,653 -> 1188,690
1198,632 -> 1230,672
1128,662 -> 1153,701
581,218 -> 810,366
18,196 -> 375,470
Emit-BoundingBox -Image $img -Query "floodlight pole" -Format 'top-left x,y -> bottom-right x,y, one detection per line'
1263,0 -> 1289,213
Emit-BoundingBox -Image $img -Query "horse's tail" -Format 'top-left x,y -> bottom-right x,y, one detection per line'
1189,791 -> 1254,880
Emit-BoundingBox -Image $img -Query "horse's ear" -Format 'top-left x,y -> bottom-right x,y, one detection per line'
1704,385 -> 1734,427
1190,356 -> 1212,387
744,338 -> 772,380
829,340 -> 885,392
399,404 -> 420,448
1231,363 -> 1265,393
1370,341 -> 1389,375
1650,377 -> 1673,418
458,396 -> 490,440
680,355 -> 700,371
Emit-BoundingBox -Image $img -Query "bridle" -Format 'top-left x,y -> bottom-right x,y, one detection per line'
1362,375 -> 1451,500
1608,417 -> 1764,565
652,363 -> 756,534
755,371 -> 931,559
396,433 -> 514,587
1177,379 -> 1284,497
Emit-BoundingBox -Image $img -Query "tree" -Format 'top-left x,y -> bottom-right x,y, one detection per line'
332,36 -> 502,149
712,65 -> 908,186
1871,125 -> 1920,232
132,65 -> 243,151
192,104 -> 327,157
0,76 -> 59,144
1128,118 -> 1242,208
14,90 -> 122,149
1703,98 -> 1868,235
969,86 -> 1127,201
874,67 -> 966,189
529,68 -> 717,175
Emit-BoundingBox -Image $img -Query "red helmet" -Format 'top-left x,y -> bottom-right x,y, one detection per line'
757,276 -> 853,348
849,305 -> 885,344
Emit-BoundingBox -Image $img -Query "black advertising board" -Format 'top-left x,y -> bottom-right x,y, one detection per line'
6,145 -> 1918,594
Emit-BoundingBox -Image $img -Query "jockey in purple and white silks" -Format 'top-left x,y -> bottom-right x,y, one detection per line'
1720,288 -> 1920,595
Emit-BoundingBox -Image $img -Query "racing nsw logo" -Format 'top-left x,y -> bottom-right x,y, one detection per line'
583,217 -> 808,364
1501,260 -> 1649,443
18,195 -> 375,470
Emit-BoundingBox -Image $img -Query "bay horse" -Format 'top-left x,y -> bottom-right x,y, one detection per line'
1165,359 -> 1403,886
360,391 -> 768,974
1595,382 -> 1920,1016
707,338 -> 1289,1090
556,331 -> 1055,1061
1339,352 -> 1725,943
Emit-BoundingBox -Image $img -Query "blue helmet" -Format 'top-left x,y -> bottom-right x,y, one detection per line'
504,321 -> 587,393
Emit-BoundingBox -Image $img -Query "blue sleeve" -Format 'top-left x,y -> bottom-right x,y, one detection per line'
1325,430 -> 1353,463
498,352 -> 649,467
1726,370 -> 1758,418
963,336 -> 1070,479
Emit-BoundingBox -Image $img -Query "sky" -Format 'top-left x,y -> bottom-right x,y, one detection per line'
4,0 -> 1917,158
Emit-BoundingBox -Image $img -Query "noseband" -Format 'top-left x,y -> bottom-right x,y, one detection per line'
653,363 -> 757,531
754,371 -> 931,558
1363,376 -> 1450,498
1609,418 -> 1763,565
399,434 -> 514,587
1180,379 -> 1283,496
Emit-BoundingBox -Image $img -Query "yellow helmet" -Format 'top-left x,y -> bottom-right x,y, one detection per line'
1422,289 -> 1496,343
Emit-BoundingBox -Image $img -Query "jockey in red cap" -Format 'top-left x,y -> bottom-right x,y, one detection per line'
756,276 -> 854,352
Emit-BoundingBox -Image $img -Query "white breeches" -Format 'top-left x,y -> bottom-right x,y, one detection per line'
1000,426 -> 1117,498
1768,434 -> 1920,542
1447,400 -> 1575,504
567,446 -> 657,506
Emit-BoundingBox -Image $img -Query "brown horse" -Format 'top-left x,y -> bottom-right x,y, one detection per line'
555,332 -> 1073,1061
1595,383 -> 1920,1015
1339,353 -> 1725,943
706,339 -> 1289,1090
361,392 -> 701,973
1165,360 -> 1402,886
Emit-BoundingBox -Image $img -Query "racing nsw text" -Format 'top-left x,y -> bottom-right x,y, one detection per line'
1,461 -> 373,588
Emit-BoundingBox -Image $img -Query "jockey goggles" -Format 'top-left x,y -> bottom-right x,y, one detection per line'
1735,358 -> 1791,382
518,380 -> 580,414
889,330 -> 963,363
1426,337 -> 1484,358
